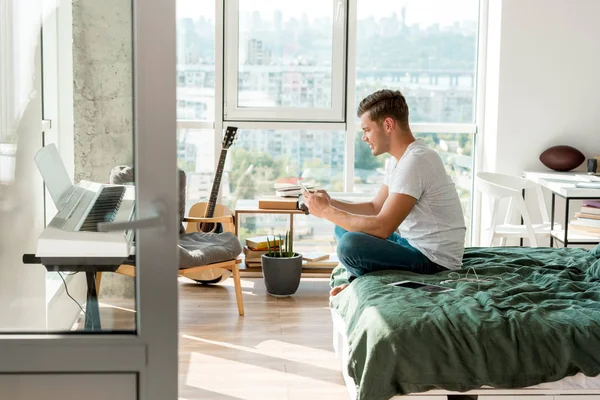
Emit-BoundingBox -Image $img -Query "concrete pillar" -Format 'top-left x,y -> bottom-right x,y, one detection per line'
72,0 -> 134,298
72,0 -> 133,184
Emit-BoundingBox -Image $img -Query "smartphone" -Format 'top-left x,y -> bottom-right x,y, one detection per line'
298,181 -> 311,193
388,280 -> 453,293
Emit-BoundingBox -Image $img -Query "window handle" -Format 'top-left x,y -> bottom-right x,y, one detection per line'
336,1 -> 343,23
42,119 -> 52,133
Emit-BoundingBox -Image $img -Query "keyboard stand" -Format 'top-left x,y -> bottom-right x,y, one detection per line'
84,270 -> 100,331
22,254 -> 135,332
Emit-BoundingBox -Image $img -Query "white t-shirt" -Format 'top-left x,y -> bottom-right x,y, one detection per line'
383,139 -> 466,269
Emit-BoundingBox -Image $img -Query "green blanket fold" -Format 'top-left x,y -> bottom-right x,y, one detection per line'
329,246 -> 600,400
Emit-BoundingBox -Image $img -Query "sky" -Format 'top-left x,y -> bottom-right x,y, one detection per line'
176,0 -> 479,27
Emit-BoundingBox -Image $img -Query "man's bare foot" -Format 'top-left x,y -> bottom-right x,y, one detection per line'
330,283 -> 349,296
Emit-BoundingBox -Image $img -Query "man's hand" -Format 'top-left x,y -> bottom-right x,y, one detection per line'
303,191 -> 330,218
313,189 -> 331,202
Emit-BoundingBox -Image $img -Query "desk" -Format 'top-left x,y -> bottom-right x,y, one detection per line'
233,199 -> 335,276
234,199 -> 305,238
523,171 -> 600,247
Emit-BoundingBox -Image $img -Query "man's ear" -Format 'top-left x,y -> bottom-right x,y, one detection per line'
384,117 -> 394,133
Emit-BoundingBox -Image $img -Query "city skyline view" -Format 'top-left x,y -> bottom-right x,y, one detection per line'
176,0 -> 479,248
177,0 -> 478,28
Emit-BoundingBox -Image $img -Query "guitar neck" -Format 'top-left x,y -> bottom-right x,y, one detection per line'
205,149 -> 228,218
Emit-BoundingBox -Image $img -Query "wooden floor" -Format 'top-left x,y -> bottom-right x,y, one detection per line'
93,277 -> 350,400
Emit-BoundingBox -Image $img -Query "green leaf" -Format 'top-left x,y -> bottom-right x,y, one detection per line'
279,234 -> 283,257
286,231 -> 289,253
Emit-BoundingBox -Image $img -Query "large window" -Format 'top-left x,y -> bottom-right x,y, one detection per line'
178,128 -> 344,209
176,0 -> 481,245
177,0 -> 216,121
355,0 -> 479,124
224,0 -> 346,121
416,132 -> 474,241
177,129 -> 215,209
225,130 -> 344,207
177,128 -> 344,254
352,0 -> 479,244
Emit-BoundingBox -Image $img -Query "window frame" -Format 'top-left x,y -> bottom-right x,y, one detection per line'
179,0 -> 484,244
222,0 -> 347,122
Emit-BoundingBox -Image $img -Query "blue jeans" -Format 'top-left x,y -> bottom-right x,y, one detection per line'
335,226 -> 446,279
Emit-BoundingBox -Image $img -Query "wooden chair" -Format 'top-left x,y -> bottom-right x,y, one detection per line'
97,203 -> 244,316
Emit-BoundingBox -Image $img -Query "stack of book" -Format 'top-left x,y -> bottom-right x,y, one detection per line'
243,235 -> 282,268
568,200 -> 600,237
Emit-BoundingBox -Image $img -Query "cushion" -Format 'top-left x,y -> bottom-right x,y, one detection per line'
178,232 -> 242,268
109,165 -> 187,234
109,165 -> 242,269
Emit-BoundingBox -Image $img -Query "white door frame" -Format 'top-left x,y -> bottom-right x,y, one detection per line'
0,0 -> 178,399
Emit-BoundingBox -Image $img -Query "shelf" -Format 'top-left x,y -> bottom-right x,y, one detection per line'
550,229 -> 600,244
239,261 -> 335,278
235,199 -> 305,214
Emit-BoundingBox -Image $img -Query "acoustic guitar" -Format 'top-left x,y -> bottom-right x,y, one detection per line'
184,126 -> 238,284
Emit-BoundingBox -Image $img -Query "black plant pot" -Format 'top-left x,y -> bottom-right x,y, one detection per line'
261,253 -> 302,297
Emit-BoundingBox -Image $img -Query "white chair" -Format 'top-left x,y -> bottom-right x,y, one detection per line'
476,172 -> 559,247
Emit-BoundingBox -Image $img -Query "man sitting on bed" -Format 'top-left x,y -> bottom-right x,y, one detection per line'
303,89 -> 466,296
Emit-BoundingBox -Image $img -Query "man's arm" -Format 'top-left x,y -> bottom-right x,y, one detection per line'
328,185 -> 388,216
308,191 -> 417,239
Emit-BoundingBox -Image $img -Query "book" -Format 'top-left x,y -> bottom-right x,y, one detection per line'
581,206 -> 600,215
571,218 -> 600,228
568,224 -> 600,237
583,200 -> 600,208
245,261 -> 262,268
275,185 -> 315,197
303,254 -> 339,267
258,196 -> 298,210
243,245 -> 277,259
575,212 -> 600,221
568,223 -> 600,234
245,235 -> 283,250
301,251 -> 329,262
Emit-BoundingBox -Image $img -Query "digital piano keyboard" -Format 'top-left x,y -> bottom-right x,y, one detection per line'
35,180 -> 136,265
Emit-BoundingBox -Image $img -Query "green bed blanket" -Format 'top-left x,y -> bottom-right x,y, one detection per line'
329,245 -> 600,400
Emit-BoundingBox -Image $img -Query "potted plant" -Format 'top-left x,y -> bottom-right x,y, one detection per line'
261,232 -> 302,297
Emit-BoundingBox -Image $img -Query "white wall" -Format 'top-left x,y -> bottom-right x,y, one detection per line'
479,0 -> 600,244
484,0 -> 600,175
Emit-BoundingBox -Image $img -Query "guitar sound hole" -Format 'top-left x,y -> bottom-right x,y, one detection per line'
197,222 -> 223,234
199,222 -> 216,233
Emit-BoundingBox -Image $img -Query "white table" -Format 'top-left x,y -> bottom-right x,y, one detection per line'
523,171 -> 600,247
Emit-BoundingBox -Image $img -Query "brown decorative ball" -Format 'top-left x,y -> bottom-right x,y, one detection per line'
539,145 -> 585,172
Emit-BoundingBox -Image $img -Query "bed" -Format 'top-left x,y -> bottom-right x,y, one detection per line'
329,245 -> 600,400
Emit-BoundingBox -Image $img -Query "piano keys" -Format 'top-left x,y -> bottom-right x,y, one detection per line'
36,181 -> 135,264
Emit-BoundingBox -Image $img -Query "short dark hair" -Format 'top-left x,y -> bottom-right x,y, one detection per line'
357,89 -> 409,128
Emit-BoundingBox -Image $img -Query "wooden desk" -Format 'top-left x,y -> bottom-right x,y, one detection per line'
234,199 -> 305,238
234,199 -> 335,277
523,171 -> 600,247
